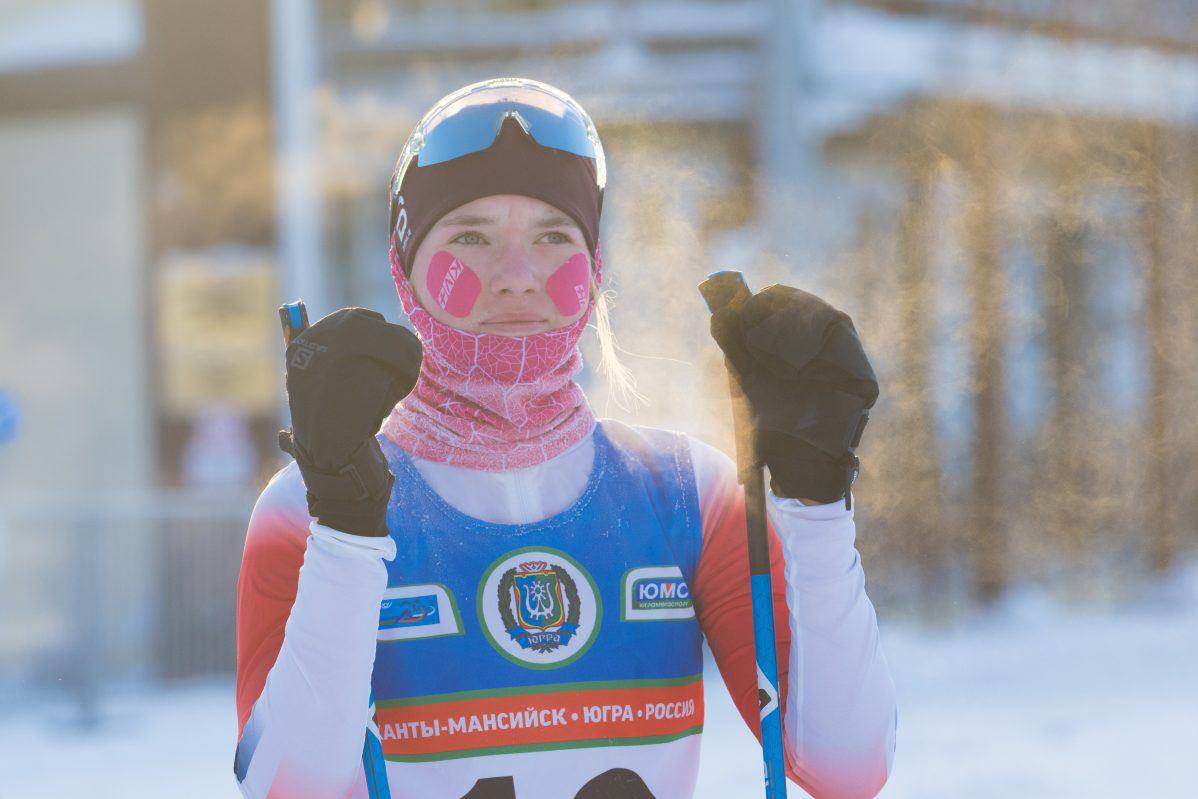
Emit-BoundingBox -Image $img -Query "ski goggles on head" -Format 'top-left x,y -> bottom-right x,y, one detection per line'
389,77 -> 606,234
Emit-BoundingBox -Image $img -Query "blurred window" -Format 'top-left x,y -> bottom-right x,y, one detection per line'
325,0 -> 581,20
0,0 -> 141,73
853,0 -> 1198,48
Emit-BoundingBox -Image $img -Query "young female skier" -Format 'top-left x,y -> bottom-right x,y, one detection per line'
235,78 -> 896,799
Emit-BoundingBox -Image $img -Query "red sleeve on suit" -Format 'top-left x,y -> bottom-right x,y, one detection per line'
235,466 -> 311,738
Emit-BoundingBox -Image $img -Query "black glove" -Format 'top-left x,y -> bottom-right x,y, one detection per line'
279,308 -> 423,536
709,284 -> 878,508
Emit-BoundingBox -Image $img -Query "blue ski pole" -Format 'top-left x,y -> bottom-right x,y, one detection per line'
276,300 -> 394,798
278,300 -> 396,798
699,271 -> 787,799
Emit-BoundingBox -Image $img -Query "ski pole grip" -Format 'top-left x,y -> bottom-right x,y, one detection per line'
698,271 -> 759,482
278,300 -> 310,347
698,270 -> 751,314
276,300 -> 309,459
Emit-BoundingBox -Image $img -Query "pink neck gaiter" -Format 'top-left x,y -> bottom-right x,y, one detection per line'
380,237 -> 601,471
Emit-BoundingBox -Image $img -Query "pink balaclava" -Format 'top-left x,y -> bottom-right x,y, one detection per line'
380,236 -> 603,471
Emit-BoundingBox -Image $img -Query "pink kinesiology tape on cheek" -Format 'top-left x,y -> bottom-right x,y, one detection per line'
545,253 -> 591,317
426,251 -> 482,318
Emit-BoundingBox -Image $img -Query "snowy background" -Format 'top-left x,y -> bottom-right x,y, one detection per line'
4,2 -> 1198,798
3,559 -> 1194,798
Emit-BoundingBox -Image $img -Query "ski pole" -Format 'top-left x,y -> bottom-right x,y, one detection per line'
699,271 -> 787,799
277,299 -> 395,798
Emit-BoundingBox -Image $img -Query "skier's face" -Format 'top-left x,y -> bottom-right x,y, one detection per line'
410,195 -> 592,336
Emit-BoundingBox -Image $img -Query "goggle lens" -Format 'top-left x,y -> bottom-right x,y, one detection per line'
392,78 -> 606,196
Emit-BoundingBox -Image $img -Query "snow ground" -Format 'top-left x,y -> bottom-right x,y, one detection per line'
1,564 -> 1195,799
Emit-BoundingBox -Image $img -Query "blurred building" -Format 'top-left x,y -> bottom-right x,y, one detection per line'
296,1 -> 1198,608
0,0 -> 277,698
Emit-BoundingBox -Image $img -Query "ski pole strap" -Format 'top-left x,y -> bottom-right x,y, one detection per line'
841,452 -> 861,511
840,408 -> 868,510
281,435 -> 394,503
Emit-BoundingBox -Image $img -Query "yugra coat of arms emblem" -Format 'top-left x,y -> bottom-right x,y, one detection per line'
499,561 -> 581,653
478,546 -> 600,668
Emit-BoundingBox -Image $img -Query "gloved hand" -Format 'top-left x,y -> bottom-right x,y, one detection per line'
709,284 -> 878,508
279,308 -> 423,536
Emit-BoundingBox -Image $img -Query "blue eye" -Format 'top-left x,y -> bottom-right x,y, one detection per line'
539,231 -> 571,244
453,231 -> 486,245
